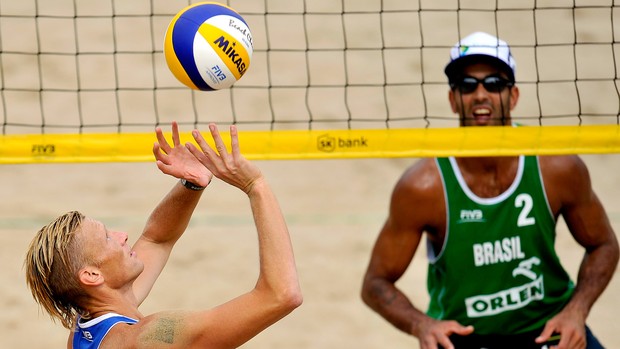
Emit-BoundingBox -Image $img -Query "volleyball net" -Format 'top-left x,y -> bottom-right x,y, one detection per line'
1,0 -> 619,163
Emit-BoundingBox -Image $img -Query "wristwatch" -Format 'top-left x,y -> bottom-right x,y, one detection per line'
180,179 -> 207,191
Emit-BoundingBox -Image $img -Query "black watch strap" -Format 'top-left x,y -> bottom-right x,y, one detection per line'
180,179 -> 206,191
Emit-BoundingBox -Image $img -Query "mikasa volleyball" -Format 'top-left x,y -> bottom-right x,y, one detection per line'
164,2 -> 253,91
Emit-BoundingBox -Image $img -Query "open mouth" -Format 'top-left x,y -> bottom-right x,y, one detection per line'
472,108 -> 492,123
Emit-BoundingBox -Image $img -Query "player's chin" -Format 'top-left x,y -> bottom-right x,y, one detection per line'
133,262 -> 146,278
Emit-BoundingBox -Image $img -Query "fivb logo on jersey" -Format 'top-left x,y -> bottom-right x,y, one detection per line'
459,209 -> 485,223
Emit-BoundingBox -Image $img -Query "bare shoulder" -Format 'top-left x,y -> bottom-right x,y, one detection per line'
99,313 -> 187,349
538,154 -> 587,173
538,155 -> 591,188
394,158 -> 442,195
390,158 -> 445,228
538,155 -> 593,212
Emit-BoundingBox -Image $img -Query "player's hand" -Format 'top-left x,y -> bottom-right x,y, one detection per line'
153,121 -> 213,187
416,318 -> 474,349
536,308 -> 586,349
187,123 -> 262,193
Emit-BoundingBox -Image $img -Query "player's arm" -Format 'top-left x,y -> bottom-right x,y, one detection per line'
537,155 -> 619,348
361,159 -> 472,349
131,121 -> 214,304
154,124 -> 300,348
103,124 -> 301,349
114,179 -> 301,349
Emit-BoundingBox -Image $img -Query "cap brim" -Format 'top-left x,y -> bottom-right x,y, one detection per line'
444,54 -> 515,82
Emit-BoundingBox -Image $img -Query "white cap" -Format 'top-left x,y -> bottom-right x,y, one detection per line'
444,32 -> 516,82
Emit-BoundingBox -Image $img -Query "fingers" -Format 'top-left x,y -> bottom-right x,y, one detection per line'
208,123 -> 231,157
191,128 -> 219,160
453,325 -> 474,336
171,121 -> 181,147
186,140 -> 209,166
152,142 -> 165,162
155,122 -> 234,159
229,125 -> 241,159
420,333 -> 453,349
535,324 -> 555,344
191,123 -> 235,163
435,337 -> 454,349
155,126 -> 172,154
437,323 -> 472,349
154,121 -> 182,155
419,321 -> 473,349
537,326 -> 583,349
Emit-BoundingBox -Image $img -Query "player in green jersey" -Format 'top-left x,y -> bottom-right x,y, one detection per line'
361,32 -> 619,349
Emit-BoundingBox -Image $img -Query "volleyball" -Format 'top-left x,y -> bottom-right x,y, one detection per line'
164,2 -> 253,91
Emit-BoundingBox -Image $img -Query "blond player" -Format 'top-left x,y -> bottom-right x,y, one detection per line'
25,122 -> 302,348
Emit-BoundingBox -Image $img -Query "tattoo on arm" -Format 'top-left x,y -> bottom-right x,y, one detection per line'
140,317 -> 181,345
374,282 -> 398,305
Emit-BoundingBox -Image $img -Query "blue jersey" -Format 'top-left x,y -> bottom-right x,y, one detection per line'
73,313 -> 138,349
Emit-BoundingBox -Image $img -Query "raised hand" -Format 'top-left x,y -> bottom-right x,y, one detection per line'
153,121 -> 213,187
186,123 -> 262,193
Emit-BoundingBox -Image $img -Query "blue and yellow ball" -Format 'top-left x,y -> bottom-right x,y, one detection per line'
164,2 -> 253,91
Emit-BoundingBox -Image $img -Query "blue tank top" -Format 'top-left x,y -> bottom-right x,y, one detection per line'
73,313 -> 138,349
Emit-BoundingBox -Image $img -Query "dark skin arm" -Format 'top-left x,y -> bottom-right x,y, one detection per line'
361,159 -> 473,349
536,156 -> 619,349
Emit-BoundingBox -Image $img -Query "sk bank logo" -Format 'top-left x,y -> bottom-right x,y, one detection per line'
317,134 -> 336,152
317,133 -> 369,152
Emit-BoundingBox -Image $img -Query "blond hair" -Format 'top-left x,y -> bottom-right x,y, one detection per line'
25,211 -> 91,329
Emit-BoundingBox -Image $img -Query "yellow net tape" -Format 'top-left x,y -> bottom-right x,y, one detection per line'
1,125 -> 619,164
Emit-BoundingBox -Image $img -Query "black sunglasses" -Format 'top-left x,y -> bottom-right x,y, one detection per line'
450,76 -> 514,94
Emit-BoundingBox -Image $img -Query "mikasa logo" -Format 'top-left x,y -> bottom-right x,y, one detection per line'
459,209 -> 485,222
212,36 -> 248,75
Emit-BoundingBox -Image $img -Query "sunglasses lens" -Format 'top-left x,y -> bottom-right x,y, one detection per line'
482,77 -> 507,92
458,77 -> 479,93
454,76 -> 511,93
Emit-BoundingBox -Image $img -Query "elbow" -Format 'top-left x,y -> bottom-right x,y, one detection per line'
257,281 -> 303,316
360,280 -> 373,307
360,273 -> 383,309
278,284 -> 303,312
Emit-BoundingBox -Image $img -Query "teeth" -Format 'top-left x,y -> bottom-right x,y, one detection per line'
474,109 -> 490,116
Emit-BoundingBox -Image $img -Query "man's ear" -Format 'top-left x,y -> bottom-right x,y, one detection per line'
78,266 -> 104,287
449,89 -> 458,113
509,85 -> 520,110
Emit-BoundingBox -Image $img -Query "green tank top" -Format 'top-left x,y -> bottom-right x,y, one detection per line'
427,156 -> 574,334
